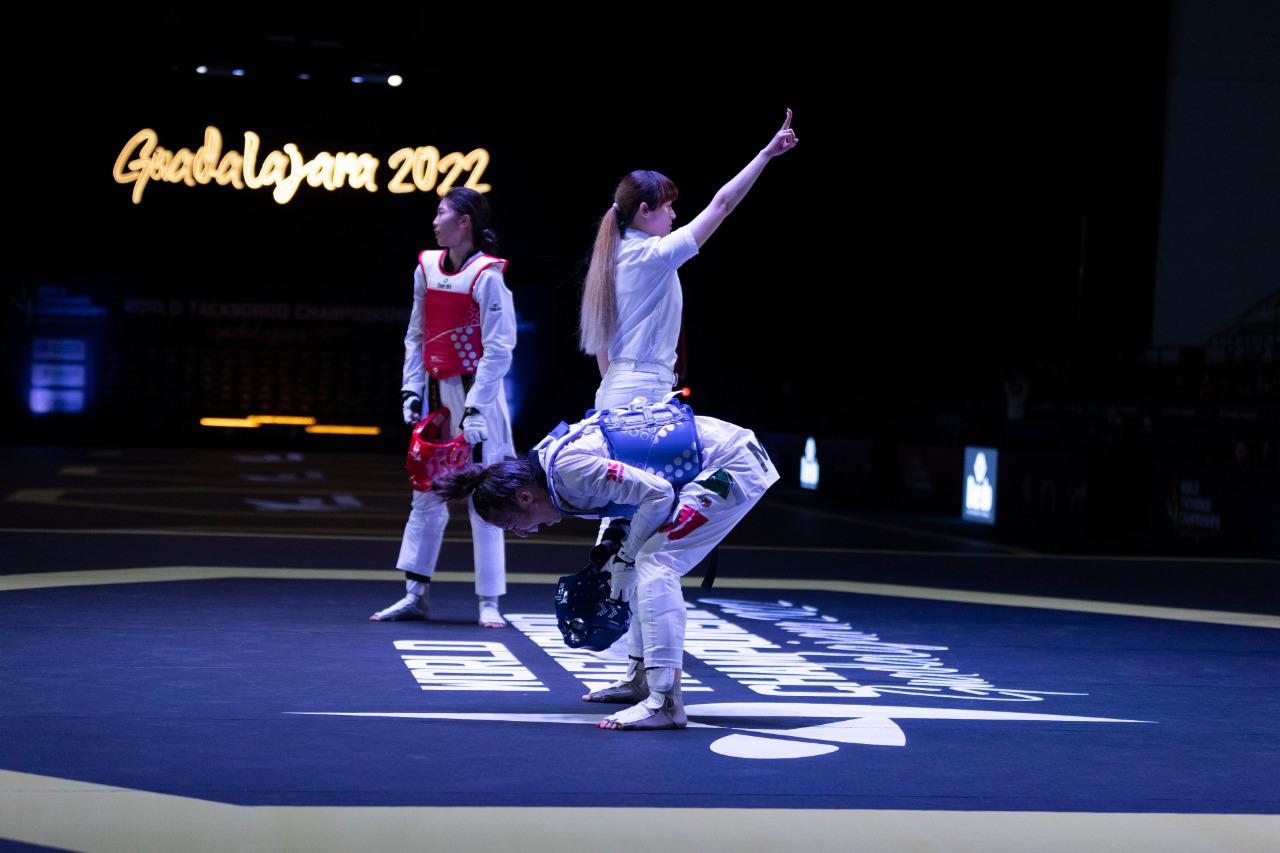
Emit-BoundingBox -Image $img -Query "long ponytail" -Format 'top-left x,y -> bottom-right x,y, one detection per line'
579,207 -> 622,354
431,459 -> 537,523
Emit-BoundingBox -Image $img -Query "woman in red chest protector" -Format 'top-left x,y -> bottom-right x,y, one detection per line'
369,188 -> 517,628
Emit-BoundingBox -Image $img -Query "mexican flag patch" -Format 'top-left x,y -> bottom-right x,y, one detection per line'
696,468 -> 734,500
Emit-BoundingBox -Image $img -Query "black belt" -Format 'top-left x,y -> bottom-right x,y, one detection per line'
698,547 -> 719,590
426,372 -> 475,411
430,373 -> 480,462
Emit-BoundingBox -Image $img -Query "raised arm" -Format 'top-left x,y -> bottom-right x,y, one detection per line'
687,109 -> 799,248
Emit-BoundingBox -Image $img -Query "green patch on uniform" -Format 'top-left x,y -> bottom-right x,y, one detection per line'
696,468 -> 734,500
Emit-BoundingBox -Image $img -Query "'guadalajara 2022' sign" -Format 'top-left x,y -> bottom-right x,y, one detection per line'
112,126 -> 491,205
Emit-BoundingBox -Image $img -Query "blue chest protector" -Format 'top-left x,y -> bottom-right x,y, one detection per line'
535,400 -> 704,519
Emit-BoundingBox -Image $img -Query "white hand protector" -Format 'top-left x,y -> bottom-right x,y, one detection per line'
401,391 -> 423,425
606,554 -> 637,602
461,411 -> 488,445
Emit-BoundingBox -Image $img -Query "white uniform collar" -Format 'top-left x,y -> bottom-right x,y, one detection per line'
441,248 -> 483,274
536,414 -> 605,516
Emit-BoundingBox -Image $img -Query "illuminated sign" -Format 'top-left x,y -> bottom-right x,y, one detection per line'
200,415 -> 380,436
962,446 -> 997,525
305,425 -> 381,436
28,314 -> 94,416
112,126 -> 491,205
800,436 -> 820,490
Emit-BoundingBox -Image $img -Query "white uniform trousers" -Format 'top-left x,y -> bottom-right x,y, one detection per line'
632,431 -> 778,669
396,374 -> 512,597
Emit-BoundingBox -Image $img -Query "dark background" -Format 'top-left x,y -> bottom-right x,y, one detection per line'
4,4 -> 1277,556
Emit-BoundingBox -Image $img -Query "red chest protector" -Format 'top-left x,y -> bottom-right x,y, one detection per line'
419,249 -> 508,380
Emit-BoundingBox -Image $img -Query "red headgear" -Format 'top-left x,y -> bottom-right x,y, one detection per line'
405,407 -> 471,492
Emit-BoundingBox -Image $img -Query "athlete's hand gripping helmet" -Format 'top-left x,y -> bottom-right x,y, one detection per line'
553,523 -> 631,650
406,407 -> 471,492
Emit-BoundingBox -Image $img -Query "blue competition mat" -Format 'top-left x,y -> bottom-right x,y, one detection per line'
0,575 -> 1276,812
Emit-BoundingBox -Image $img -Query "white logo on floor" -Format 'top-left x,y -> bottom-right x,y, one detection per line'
297,598 -> 1150,760
290,703 -> 1149,760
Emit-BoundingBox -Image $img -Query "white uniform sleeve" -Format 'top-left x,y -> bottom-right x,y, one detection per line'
652,225 -> 699,270
464,266 -> 516,410
554,447 -> 675,560
622,225 -> 699,271
401,266 -> 427,397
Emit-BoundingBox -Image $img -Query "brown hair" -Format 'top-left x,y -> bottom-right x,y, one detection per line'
431,458 -> 536,522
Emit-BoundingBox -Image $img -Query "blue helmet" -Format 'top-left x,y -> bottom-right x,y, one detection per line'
554,566 -> 630,651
